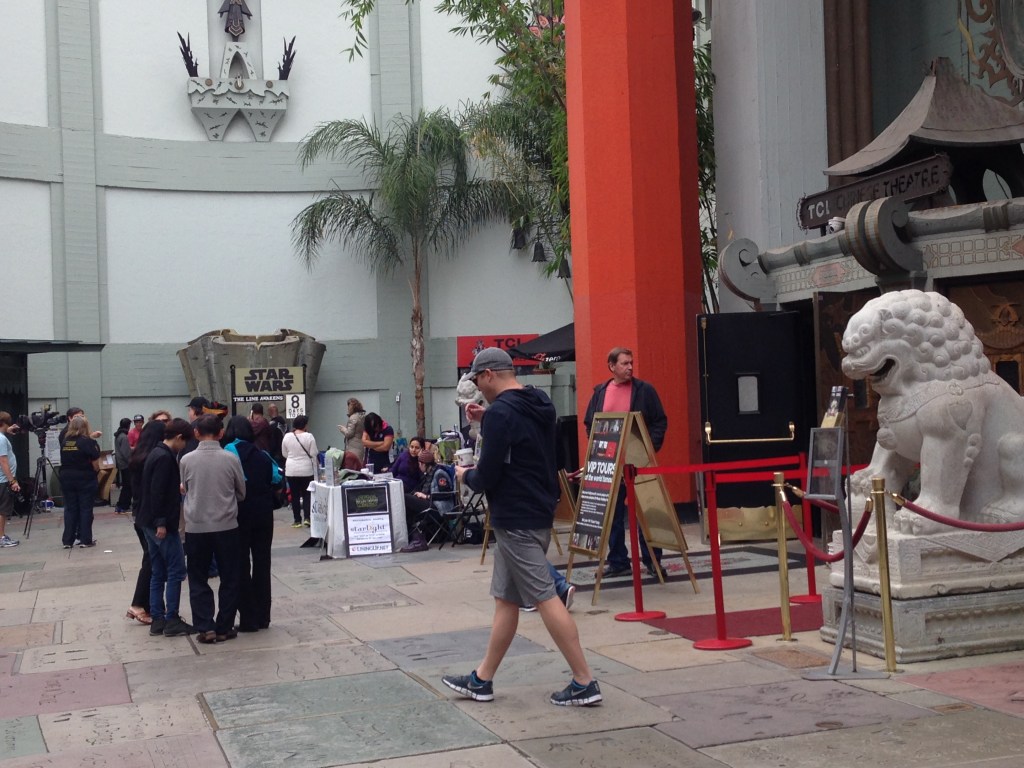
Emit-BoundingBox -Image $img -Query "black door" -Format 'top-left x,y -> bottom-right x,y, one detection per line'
697,311 -> 816,508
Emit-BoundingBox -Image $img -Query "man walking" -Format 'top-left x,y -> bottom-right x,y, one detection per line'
584,346 -> 668,578
442,348 -> 601,707
0,412 -> 21,548
180,415 -> 245,644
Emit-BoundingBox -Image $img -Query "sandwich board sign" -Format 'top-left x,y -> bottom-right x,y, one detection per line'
567,412 -> 699,604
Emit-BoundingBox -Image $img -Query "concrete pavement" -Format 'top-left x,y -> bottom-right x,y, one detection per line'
2,505 -> 1023,767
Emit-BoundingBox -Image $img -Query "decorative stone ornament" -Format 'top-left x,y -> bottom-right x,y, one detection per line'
179,10 -> 294,141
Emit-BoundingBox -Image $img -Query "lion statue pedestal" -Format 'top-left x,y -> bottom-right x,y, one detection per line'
820,290 -> 1024,662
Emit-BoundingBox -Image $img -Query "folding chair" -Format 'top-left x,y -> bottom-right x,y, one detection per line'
422,465 -> 462,547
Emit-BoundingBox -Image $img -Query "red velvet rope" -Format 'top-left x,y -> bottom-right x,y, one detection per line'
784,484 -> 840,514
893,495 -> 1024,532
778,489 -> 873,563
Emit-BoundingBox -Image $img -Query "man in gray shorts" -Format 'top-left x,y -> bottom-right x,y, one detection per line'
443,348 -> 601,706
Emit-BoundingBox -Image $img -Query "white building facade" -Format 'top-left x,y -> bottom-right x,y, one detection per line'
0,0 -> 573,446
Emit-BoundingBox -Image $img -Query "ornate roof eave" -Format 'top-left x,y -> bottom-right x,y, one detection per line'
826,58 -> 1024,177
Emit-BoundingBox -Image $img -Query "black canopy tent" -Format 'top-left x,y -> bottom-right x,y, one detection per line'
508,323 -> 575,363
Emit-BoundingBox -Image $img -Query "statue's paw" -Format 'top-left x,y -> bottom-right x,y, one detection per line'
909,515 -> 951,536
893,508 -> 916,534
854,532 -> 878,563
978,504 -> 1024,525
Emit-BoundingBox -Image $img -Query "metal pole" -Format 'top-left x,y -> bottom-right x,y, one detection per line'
870,477 -> 898,673
774,472 -> 794,641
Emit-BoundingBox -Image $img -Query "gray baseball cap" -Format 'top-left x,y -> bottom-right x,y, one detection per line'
469,347 -> 515,377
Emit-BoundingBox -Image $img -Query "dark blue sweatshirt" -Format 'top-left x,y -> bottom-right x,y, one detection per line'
463,387 -> 559,530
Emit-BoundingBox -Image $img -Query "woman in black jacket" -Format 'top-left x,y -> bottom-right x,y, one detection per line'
223,416 -> 276,631
124,420 -> 165,624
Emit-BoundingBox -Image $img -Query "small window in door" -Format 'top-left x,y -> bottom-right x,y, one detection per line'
737,375 -> 760,414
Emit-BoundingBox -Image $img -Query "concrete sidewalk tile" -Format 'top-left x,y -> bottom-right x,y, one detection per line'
593,636 -> 731,671
0,561 -> 44,574
20,564 -> 125,592
0,663 -> 130,719
0,623 -> 55,652
345,744 -> 535,768
259,585 -> 418,621
701,710 -> 1024,768
273,564 -> 412,593
0,591 -> 38,610
605,659 -> 794,699
332,603 -> 493,641
449,681 -> 672,741
0,572 -> 24,593
0,608 -> 37,628
369,627 -> 548,669
0,715 -> 46,759
903,661 -> 1024,716
398,558 -> 493,584
203,670 -> 435,728
20,633 -> 197,671
652,678 -> 936,749
517,725 -> 726,768
194,615 -> 353,654
0,651 -> 16,677
31,584 -> 126,622
416,651 -> 635,698
37,697 -> 210,751
126,642 -> 394,702
216,700 -> 498,768
0,731 -> 228,768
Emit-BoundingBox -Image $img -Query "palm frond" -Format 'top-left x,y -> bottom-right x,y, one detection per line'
291,191 -> 403,275
298,119 -> 390,177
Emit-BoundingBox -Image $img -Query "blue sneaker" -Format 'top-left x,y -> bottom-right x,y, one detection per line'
442,671 -> 494,702
550,679 -> 602,706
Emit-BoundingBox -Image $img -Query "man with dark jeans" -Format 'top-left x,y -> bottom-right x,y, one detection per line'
180,415 -> 245,644
137,419 -> 194,637
584,346 -> 667,578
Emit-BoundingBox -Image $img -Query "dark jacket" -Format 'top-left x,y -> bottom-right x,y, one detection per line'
232,440 -> 276,526
583,377 -> 668,451
390,449 -> 422,493
137,443 -> 182,532
463,387 -> 559,530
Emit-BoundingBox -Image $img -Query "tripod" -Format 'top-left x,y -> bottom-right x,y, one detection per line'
23,431 -> 58,540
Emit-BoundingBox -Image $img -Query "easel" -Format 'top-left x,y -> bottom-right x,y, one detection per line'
566,412 -> 698,605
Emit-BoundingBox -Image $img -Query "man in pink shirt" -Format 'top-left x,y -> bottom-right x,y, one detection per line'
583,347 -> 667,578
128,414 -> 145,450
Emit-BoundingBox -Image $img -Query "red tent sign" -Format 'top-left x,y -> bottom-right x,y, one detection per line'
457,335 -> 540,368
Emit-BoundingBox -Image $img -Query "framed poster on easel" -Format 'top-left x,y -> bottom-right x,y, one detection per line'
343,483 -> 393,556
567,412 -> 698,604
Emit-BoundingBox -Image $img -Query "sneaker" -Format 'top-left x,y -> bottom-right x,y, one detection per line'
442,671 -> 494,702
149,618 -> 166,636
550,679 -> 602,707
601,565 -> 631,578
302,520 -> 311,528
399,534 -> 428,553
0,535 -> 19,548
520,604 -> 537,612
291,521 -> 304,528
62,544 -> 73,550
163,615 -> 195,637
78,540 -> 97,548
560,584 -> 576,610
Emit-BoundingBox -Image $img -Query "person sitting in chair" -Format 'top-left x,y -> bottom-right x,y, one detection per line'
400,441 -> 454,552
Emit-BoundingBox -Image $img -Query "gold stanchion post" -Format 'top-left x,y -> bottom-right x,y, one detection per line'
870,477 -> 898,672
773,472 -> 794,642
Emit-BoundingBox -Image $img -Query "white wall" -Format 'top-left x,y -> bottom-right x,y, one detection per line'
713,1 -> 828,310
262,0 -> 372,142
427,224 -> 573,337
306,390 -> 382,455
104,189 -> 378,343
419,5 -> 500,110
98,0 -> 210,140
0,0 -> 49,127
98,0 -> 371,142
0,180 -> 53,339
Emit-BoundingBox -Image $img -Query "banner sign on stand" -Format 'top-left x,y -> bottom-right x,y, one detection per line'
567,412 -> 698,604
230,365 -> 307,415
344,484 -> 393,555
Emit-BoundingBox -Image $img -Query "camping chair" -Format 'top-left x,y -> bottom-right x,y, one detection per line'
422,464 -> 463,547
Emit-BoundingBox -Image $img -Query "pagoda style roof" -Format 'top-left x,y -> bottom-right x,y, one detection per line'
827,58 -> 1024,176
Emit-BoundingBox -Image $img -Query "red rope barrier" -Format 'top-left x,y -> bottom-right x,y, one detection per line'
894,495 -> 1024,532
778,490 -> 873,563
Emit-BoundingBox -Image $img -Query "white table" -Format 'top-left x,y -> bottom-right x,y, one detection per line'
309,480 -> 407,558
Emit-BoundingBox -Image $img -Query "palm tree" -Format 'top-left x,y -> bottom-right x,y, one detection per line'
292,109 -> 510,435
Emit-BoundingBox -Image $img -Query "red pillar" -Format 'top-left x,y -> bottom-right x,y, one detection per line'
567,0 -> 704,499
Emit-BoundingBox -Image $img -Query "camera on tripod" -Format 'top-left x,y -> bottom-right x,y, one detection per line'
15,407 -> 67,441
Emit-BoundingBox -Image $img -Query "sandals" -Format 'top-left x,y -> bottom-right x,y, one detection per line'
126,607 -> 153,625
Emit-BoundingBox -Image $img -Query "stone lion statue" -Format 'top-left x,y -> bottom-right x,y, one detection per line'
842,289 -> 1024,534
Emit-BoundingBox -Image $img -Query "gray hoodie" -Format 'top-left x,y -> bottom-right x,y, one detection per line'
180,441 -> 245,533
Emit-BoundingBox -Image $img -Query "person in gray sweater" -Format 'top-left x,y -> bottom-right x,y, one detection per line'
180,415 -> 246,644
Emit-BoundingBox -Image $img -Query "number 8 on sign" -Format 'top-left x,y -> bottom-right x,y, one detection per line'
287,394 -> 306,419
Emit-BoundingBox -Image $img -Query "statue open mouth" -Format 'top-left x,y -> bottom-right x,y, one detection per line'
869,358 -> 896,384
